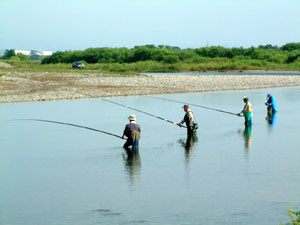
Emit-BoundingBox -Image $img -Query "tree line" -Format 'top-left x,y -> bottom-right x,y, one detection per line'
40,43 -> 300,65
2,43 -> 300,65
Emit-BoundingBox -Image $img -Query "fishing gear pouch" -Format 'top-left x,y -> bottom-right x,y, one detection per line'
131,130 -> 141,144
193,123 -> 198,134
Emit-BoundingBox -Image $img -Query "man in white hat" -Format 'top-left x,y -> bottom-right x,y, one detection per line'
122,114 -> 141,154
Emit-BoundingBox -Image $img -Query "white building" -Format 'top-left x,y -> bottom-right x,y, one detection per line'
15,50 -> 31,56
30,50 -> 52,56
14,49 -> 52,56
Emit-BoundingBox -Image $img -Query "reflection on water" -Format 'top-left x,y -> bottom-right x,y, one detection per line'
243,125 -> 253,149
266,111 -> 277,126
238,125 -> 253,161
238,125 -> 253,150
178,134 -> 198,169
122,148 -> 141,185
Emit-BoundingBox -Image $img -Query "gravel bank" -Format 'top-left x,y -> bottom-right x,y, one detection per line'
1,71 -> 300,103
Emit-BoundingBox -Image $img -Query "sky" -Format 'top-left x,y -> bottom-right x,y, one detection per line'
0,0 -> 299,51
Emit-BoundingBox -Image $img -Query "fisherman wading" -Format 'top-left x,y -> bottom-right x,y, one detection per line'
177,105 -> 198,137
238,96 -> 253,126
122,114 -> 141,155
265,93 -> 277,116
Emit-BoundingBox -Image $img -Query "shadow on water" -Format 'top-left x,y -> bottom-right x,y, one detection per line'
122,147 -> 141,185
178,134 -> 198,169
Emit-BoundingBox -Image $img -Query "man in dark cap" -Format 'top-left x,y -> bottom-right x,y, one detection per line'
177,105 -> 197,137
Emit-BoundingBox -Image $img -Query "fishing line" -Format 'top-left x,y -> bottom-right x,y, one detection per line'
147,96 -> 238,116
5,119 -> 123,139
101,98 -> 187,128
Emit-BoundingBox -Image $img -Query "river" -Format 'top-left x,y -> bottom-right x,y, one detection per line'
0,87 -> 299,225
143,71 -> 300,76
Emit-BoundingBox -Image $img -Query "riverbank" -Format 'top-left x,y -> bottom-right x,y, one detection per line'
1,71 -> 300,103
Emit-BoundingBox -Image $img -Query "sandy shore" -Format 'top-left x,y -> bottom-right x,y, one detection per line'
1,71 -> 300,103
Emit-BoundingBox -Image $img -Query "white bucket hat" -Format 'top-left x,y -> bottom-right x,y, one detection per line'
128,114 -> 136,121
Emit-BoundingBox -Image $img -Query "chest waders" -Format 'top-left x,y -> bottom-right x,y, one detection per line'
243,112 -> 252,126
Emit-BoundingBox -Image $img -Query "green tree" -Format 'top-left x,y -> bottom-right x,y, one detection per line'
281,43 -> 300,51
4,49 -> 16,58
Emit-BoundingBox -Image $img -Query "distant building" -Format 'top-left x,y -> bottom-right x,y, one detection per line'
29,50 -> 52,56
0,50 -> 5,56
14,49 -> 52,56
15,50 -> 31,56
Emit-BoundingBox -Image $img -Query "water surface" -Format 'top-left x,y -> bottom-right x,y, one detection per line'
0,87 -> 300,225
143,71 -> 300,76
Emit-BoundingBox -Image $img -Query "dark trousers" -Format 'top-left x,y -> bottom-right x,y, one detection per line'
124,139 -> 139,155
123,138 -> 133,149
187,128 -> 194,138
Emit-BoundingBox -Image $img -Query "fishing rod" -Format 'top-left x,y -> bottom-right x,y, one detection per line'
101,98 -> 187,128
5,119 -> 124,139
148,96 -> 238,116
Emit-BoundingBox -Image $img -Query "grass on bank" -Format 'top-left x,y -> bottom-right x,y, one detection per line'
281,209 -> 300,225
0,58 -> 300,74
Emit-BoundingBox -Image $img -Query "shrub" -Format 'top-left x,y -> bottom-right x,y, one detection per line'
163,55 -> 180,64
16,53 -> 30,61
286,51 -> 300,63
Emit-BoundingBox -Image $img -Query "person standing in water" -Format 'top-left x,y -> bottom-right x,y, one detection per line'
237,96 -> 252,126
177,105 -> 197,137
122,114 -> 141,155
265,93 -> 277,116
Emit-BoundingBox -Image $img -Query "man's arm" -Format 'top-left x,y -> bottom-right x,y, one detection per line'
122,125 -> 129,139
177,118 -> 185,126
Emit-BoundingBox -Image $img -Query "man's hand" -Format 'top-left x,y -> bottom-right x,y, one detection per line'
177,123 -> 182,127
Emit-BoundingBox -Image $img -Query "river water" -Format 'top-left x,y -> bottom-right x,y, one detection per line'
0,87 -> 299,225
143,71 -> 300,76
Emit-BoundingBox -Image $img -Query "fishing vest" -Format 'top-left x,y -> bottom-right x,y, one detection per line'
184,111 -> 194,127
126,123 -> 141,141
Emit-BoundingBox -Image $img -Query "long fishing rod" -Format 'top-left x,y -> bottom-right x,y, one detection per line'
148,96 -> 238,116
6,119 -> 123,139
101,98 -> 187,128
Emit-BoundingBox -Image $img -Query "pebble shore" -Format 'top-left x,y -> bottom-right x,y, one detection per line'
1,71 -> 300,103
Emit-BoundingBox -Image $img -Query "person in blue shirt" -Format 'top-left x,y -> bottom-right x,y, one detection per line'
265,93 -> 277,116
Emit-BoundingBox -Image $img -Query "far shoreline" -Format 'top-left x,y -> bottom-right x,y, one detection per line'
1,71 -> 300,104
